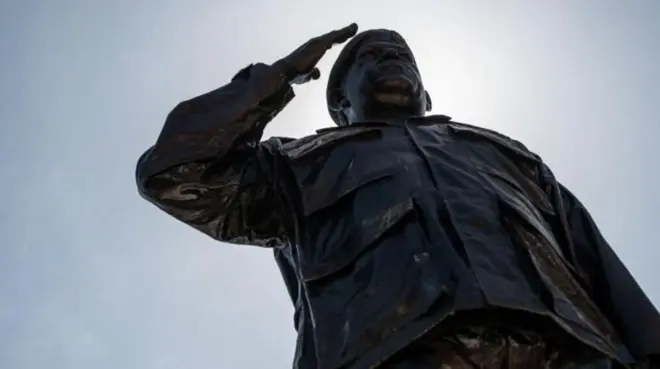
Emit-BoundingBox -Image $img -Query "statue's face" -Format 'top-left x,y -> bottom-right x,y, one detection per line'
338,30 -> 430,124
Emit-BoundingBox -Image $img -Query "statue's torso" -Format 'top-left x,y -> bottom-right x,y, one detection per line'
268,119 -> 621,369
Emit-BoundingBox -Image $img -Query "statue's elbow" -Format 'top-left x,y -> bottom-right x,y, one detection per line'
134,148 -> 158,203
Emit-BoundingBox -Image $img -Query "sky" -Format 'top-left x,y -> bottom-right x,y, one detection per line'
1,1 -> 659,368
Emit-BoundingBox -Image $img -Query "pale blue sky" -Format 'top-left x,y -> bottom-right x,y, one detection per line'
1,1 -> 658,368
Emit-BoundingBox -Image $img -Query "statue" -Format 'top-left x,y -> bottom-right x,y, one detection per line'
136,23 -> 660,368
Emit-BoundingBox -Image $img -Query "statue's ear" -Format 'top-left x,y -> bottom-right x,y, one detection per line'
425,90 -> 432,111
328,88 -> 353,126
328,88 -> 348,111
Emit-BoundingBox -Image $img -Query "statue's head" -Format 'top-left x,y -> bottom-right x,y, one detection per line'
327,29 -> 432,126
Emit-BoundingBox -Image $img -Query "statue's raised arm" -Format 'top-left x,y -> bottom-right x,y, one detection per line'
135,24 -> 358,246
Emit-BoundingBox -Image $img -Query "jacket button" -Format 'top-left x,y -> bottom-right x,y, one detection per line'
413,252 -> 430,263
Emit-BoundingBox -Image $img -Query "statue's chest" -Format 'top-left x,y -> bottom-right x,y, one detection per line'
279,125 -> 434,217
274,122 -> 554,282
276,124 -> 430,281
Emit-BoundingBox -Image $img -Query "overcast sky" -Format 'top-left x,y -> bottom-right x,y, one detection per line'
1,1 -> 658,368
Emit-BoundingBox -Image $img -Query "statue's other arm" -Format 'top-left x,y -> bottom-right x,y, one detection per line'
542,164 -> 660,366
136,63 -> 294,247
558,184 -> 660,367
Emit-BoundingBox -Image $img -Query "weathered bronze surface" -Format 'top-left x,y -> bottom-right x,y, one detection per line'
136,24 -> 660,369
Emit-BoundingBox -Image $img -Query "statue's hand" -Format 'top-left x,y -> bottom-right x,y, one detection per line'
273,23 -> 358,85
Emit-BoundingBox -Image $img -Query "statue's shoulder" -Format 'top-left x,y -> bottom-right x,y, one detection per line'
274,124 -> 385,161
446,120 -> 526,149
446,120 -> 542,163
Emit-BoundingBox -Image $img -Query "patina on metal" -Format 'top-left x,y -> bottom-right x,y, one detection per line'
136,24 -> 660,369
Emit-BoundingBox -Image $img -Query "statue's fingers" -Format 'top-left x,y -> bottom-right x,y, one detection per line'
331,23 -> 358,44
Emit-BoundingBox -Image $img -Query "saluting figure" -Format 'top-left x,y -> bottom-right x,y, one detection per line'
136,24 -> 660,369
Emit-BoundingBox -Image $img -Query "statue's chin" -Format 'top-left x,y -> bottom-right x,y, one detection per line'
370,73 -> 418,107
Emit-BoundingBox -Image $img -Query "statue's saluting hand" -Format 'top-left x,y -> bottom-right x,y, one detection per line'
273,23 -> 358,85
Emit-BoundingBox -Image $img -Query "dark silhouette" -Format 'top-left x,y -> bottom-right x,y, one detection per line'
136,24 -> 660,368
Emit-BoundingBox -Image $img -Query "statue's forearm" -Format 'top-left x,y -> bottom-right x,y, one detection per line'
134,63 -> 294,246
138,62 -> 294,179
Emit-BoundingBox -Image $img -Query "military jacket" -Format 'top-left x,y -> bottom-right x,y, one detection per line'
136,63 -> 660,369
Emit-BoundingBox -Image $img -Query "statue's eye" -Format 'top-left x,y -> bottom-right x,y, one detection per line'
359,48 -> 379,60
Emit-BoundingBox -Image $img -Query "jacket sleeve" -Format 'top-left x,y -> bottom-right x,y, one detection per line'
545,169 -> 660,365
136,63 -> 294,247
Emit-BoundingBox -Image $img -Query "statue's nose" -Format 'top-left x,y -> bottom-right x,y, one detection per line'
377,48 -> 399,62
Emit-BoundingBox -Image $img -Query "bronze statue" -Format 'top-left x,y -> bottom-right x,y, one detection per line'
136,23 -> 660,368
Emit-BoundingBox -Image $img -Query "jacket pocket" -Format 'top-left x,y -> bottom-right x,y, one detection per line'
283,125 -> 412,281
478,164 -> 555,216
282,126 -> 397,216
477,166 -> 563,257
